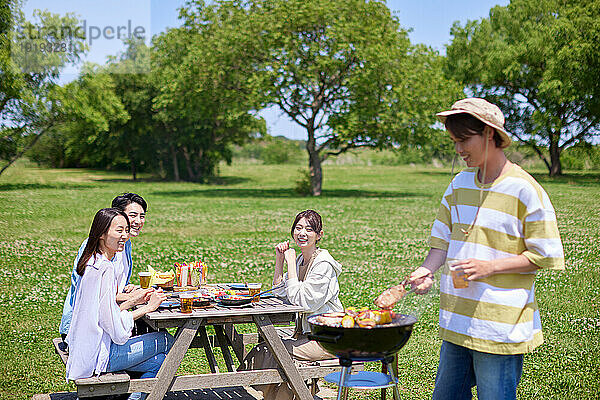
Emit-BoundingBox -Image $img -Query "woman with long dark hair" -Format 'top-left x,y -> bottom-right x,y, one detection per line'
242,209 -> 343,400
65,208 -> 173,399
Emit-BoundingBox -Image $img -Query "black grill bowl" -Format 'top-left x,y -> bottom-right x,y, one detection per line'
307,313 -> 417,361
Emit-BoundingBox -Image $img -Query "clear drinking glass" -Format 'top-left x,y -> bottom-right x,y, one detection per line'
448,261 -> 469,288
248,283 -> 262,302
180,292 -> 193,313
139,272 -> 151,289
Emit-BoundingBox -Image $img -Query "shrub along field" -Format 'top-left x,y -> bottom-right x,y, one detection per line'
0,160 -> 598,400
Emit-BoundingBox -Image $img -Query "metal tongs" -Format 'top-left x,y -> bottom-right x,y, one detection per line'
247,282 -> 285,299
400,277 -> 417,297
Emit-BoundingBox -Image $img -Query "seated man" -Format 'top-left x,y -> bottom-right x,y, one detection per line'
59,193 -> 150,340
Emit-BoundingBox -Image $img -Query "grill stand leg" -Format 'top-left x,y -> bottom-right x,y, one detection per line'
383,355 -> 400,400
334,357 -> 400,400
335,359 -> 353,400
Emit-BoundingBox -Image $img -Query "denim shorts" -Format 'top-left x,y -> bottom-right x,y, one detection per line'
432,341 -> 524,400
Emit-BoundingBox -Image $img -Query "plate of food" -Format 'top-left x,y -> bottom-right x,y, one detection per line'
217,294 -> 252,307
192,296 -> 212,308
201,286 -> 230,298
227,283 -> 248,290
158,300 -> 180,309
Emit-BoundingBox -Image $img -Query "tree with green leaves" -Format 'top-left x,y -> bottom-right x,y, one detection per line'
151,1 -> 266,182
28,64 -> 129,170
105,39 -> 159,180
0,2 -> 86,176
239,0 -> 460,195
445,0 -> 600,176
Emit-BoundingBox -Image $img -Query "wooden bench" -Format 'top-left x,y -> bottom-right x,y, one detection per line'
33,387 -> 263,400
52,338 -> 133,398
51,333 -> 357,399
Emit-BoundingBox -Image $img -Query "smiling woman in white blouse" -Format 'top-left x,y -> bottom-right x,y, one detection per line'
65,208 -> 173,400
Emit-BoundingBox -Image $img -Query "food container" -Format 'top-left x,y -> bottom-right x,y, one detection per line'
175,260 -> 207,287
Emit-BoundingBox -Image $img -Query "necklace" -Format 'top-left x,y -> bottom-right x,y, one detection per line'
450,136 -> 489,236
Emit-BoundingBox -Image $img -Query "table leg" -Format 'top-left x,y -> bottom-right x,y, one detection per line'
223,323 -> 247,363
253,314 -> 313,400
214,325 -> 235,372
146,319 -> 199,400
198,327 -> 220,373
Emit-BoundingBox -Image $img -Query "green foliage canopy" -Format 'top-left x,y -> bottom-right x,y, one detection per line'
232,0 -> 460,195
445,0 -> 600,176
151,0 -> 267,182
0,2 -> 86,175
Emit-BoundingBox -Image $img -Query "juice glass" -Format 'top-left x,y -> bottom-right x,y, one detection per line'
139,272 -> 151,289
248,283 -> 262,303
180,293 -> 193,313
448,262 -> 469,288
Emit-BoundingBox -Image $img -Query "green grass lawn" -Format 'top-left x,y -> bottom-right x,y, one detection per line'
0,160 -> 598,400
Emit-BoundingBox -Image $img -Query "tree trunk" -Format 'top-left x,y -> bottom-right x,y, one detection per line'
181,146 -> 196,181
170,145 -> 180,181
131,153 -> 137,181
0,126 -> 48,177
306,128 -> 322,196
549,133 -> 562,177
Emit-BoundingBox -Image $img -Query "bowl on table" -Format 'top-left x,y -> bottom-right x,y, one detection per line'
156,278 -> 175,290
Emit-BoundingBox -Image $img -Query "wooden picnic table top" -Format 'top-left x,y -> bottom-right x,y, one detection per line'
142,284 -> 317,400
145,295 -> 304,319
143,284 -> 304,327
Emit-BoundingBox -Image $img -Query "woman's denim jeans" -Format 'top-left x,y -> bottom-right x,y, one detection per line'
432,341 -> 524,400
107,331 -> 174,400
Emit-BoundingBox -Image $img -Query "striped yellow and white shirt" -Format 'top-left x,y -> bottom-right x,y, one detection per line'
429,164 -> 564,354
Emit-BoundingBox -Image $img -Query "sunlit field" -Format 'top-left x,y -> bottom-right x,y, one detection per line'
0,160 -> 598,400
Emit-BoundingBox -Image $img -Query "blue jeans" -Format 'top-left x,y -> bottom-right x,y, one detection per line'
432,341 -> 524,400
107,331 -> 174,379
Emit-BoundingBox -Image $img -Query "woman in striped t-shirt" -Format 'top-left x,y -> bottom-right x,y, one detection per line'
376,98 -> 564,400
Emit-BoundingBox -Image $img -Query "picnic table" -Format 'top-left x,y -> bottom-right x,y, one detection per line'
49,284 -> 353,400
136,286 -> 337,400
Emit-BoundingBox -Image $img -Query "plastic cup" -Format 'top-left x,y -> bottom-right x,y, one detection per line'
180,292 -> 193,313
139,272 -> 151,289
248,283 -> 262,303
448,262 -> 469,288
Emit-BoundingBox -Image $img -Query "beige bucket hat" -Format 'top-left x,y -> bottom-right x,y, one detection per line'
436,97 -> 512,148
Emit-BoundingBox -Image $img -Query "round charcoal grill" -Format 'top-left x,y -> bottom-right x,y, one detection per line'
307,313 -> 417,361
307,313 -> 417,400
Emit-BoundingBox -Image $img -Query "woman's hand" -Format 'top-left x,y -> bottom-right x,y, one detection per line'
275,241 -> 290,262
130,288 -> 154,306
284,248 -> 296,266
123,284 -> 136,293
409,267 -> 434,294
146,290 -> 167,312
130,289 -> 167,320
273,241 -> 290,287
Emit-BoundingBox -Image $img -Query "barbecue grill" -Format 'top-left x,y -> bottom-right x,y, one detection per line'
308,313 -> 417,400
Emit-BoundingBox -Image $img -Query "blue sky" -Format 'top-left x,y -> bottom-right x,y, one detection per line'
22,0 -> 509,140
